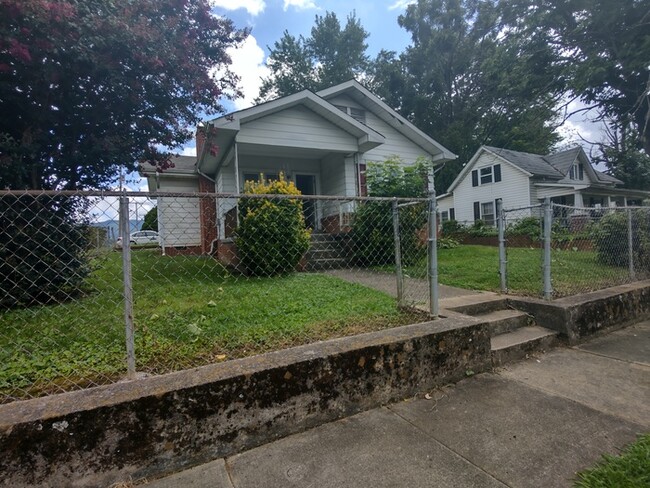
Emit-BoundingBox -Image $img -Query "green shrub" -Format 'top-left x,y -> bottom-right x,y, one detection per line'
141,206 -> 158,231
441,219 -> 462,235
590,210 -> 650,268
466,219 -> 498,237
351,157 -> 428,266
235,174 -> 311,276
507,217 -> 541,239
0,195 -> 90,309
438,236 -> 459,249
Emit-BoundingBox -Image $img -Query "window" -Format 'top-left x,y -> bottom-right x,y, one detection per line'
441,210 -> 449,221
569,163 -> 584,180
473,200 -> 496,226
481,202 -> 495,226
333,104 -> 366,124
472,164 -> 501,187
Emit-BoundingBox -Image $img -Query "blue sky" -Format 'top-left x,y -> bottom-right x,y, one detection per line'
174,0 -> 600,158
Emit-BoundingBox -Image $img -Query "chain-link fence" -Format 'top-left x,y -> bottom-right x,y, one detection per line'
499,203 -> 544,296
497,199 -> 650,298
0,190 -> 435,404
550,204 -> 650,296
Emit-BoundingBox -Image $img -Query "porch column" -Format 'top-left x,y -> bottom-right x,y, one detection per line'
198,175 -> 217,255
574,192 -> 584,207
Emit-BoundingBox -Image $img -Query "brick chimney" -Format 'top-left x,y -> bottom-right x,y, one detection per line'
195,125 -> 206,157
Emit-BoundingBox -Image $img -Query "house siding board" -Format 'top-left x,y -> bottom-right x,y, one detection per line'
363,110 -> 432,163
454,152 -> 530,223
158,177 -> 201,247
239,106 -> 358,152
535,186 -> 580,201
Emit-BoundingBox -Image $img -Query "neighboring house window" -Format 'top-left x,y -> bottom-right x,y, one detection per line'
334,104 -> 366,124
449,208 -> 455,221
473,200 -> 497,226
471,164 -> 502,187
569,163 -> 584,180
441,210 -> 449,221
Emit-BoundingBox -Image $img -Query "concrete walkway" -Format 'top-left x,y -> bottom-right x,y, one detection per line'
324,268 -> 491,307
144,320 -> 649,488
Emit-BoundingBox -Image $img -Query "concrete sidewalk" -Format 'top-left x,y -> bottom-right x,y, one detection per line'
144,321 -> 649,488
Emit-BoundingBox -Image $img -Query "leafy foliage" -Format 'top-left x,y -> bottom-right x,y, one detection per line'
370,0 -> 562,192
590,210 -> 650,269
0,0 -> 247,190
257,11 -> 369,101
236,174 -> 311,276
352,157 -> 429,266
507,217 -> 541,240
0,196 -> 90,309
141,207 -> 158,232
502,0 -> 650,161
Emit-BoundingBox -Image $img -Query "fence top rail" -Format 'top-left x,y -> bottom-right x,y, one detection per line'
0,189 -> 430,203
503,203 -> 543,213
551,203 -> 650,211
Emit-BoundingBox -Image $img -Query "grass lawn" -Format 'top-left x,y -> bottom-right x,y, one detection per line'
401,245 -> 630,296
0,250 -> 418,401
574,434 -> 650,487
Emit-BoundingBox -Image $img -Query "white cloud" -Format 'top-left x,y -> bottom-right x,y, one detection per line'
388,0 -> 416,11
283,0 -> 318,11
226,35 -> 270,110
181,146 -> 197,157
210,0 -> 265,16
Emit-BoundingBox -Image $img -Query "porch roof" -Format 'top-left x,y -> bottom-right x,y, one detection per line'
198,90 -> 386,176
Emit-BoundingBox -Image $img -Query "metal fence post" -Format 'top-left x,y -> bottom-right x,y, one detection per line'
392,199 -> 405,307
627,208 -> 636,281
119,193 -> 136,378
497,199 -> 507,293
428,168 -> 439,318
543,198 -> 553,300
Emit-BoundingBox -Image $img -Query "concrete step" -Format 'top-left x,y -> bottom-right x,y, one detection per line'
475,309 -> 532,336
441,295 -> 508,316
306,246 -> 346,260
491,326 -> 559,367
310,233 -> 342,244
305,257 -> 348,271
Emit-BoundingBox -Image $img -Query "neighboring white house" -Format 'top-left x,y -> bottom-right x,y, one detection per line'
141,79 -> 457,255
437,145 -> 649,225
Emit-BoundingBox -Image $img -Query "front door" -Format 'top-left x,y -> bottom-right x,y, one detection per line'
295,174 -> 317,230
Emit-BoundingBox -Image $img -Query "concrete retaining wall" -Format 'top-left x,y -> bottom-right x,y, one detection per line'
0,316 -> 490,487
508,280 -> 650,343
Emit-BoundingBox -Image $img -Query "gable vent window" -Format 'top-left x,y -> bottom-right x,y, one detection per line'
569,163 -> 584,180
333,104 -> 366,124
472,164 -> 501,187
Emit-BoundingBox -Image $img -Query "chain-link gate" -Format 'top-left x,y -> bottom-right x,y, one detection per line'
499,202 -> 545,297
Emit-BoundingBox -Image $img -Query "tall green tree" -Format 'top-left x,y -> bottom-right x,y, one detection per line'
0,0 -> 247,190
257,11 -> 369,101
370,0 -> 563,192
502,0 -> 650,168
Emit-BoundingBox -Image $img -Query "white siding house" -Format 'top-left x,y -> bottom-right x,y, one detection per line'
142,80 -> 456,254
439,145 -> 649,226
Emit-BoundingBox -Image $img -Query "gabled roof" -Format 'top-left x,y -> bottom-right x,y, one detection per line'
199,88 -> 388,173
140,155 -> 196,177
483,146 -> 564,179
317,80 -> 457,162
446,145 -> 624,194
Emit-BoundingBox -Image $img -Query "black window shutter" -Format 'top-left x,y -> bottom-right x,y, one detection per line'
449,208 -> 455,220
471,170 -> 478,187
494,164 -> 502,182
473,201 -> 480,221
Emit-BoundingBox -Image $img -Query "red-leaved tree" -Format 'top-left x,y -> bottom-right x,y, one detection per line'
0,0 -> 247,190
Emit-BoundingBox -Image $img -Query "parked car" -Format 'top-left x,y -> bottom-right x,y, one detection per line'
115,230 -> 160,248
